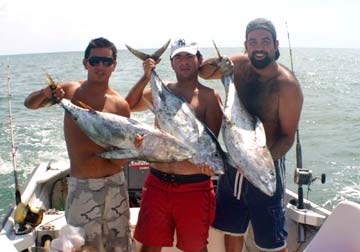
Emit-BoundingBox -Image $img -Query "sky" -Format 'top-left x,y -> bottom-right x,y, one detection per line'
0,0 -> 359,55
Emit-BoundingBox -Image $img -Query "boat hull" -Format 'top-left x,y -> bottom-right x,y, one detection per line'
0,162 -> 339,252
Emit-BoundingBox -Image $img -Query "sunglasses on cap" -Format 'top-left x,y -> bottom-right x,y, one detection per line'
88,56 -> 115,67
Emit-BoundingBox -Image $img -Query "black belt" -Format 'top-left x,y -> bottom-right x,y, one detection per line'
150,168 -> 210,184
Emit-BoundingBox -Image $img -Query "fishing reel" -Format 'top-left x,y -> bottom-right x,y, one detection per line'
294,168 -> 326,186
14,202 -> 44,235
293,168 -> 326,211
293,168 -> 326,243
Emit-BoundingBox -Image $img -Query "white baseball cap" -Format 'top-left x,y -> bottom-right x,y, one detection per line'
170,38 -> 199,59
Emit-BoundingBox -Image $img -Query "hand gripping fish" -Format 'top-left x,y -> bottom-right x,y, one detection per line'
45,73 -> 194,162
126,41 -> 226,174
212,41 -> 276,196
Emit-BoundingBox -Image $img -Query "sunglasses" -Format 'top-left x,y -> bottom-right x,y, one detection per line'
88,56 -> 115,67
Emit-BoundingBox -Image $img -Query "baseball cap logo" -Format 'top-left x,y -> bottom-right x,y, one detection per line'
177,39 -> 186,47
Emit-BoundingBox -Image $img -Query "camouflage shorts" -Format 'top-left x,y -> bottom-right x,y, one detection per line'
65,172 -> 133,252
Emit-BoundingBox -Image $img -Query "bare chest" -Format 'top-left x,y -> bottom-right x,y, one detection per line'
237,77 -> 280,124
71,87 -> 116,113
173,88 -> 206,122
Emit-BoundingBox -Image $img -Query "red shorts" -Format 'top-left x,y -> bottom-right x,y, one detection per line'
134,173 -> 216,251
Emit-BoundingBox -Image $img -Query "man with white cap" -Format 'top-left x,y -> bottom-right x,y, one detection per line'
126,38 -> 223,252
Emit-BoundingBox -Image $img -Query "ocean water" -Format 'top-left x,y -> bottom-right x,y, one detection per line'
0,47 -> 359,221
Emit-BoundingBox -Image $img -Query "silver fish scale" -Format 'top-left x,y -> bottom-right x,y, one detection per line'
150,71 -> 225,174
60,99 -> 194,162
221,75 -> 276,196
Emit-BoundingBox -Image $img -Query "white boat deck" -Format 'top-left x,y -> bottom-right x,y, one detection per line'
1,162 -> 360,252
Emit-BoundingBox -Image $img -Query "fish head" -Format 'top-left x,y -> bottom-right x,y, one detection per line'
60,99 -> 81,120
60,99 -> 96,121
60,99 -> 107,147
196,147 -> 225,175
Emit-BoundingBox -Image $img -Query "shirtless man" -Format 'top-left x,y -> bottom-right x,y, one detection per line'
24,37 -> 132,252
126,39 -> 223,252
199,18 -> 303,252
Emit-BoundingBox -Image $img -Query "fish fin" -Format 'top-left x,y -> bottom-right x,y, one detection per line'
77,101 -> 96,112
43,72 -> 60,104
45,72 -> 55,86
151,39 -> 171,60
212,40 -> 223,60
97,149 -> 139,160
126,40 -> 170,61
134,133 -> 144,148
125,44 -> 151,61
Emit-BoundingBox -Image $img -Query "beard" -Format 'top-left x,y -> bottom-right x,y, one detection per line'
249,51 -> 272,69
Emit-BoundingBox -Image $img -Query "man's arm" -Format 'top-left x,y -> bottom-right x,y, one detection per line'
270,79 -> 303,160
114,96 -> 131,118
125,58 -> 157,112
24,82 -> 69,109
199,54 -> 243,80
205,91 -> 223,137
125,76 -> 153,112
199,58 -> 222,80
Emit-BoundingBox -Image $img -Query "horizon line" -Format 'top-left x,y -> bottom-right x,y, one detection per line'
1,46 -> 360,57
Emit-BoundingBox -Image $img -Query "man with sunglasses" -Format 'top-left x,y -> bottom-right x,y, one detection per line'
24,37 -> 132,252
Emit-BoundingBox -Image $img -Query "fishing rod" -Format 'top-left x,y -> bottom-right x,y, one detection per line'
285,21 -> 308,244
6,63 -> 22,206
6,62 -> 43,234
285,25 -> 324,185
285,22 -> 326,244
285,22 -> 302,170
286,22 -> 306,208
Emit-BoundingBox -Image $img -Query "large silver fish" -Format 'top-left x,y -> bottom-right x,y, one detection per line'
213,42 -> 276,196
60,98 -> 195,162
126,42 -> 226,174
